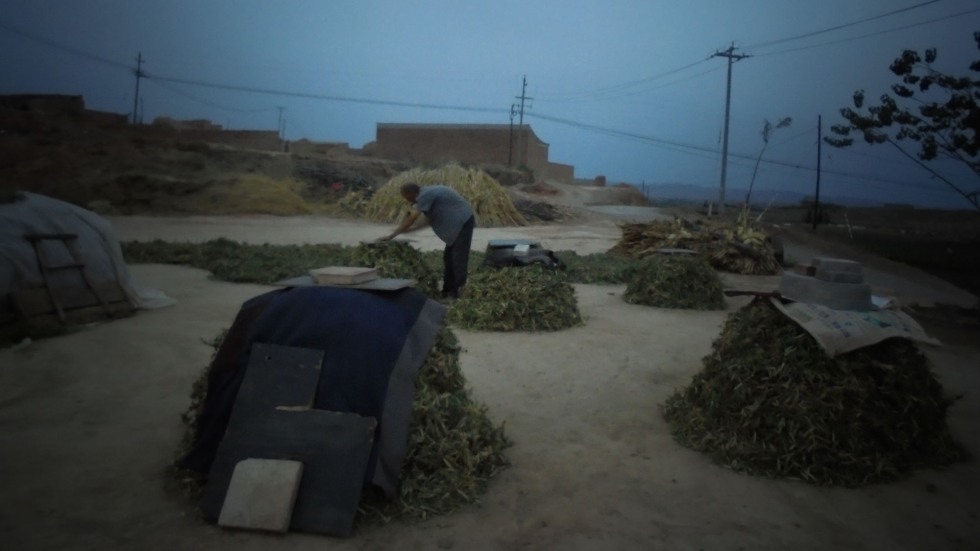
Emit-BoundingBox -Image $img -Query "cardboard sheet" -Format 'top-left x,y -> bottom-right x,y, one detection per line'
770,298 -> 942,357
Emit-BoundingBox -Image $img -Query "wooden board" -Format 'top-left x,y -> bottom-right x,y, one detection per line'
274,275 -> 416,292
309,266 -> 378,285
200,343 -> 378,536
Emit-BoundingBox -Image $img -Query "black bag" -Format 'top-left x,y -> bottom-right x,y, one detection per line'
482,239 -> 565,270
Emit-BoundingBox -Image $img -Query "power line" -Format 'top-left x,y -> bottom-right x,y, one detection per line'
744,0 -> 943,50
2,14 -> 966,199
0,20 -> 130,71
536,59 -> 709,102
527,110 -> 964,196
753,7 -> 980,58
146,78 -> 278,114
543,65 -> 726,104
537,1 -> 945,105
144,72 -> 506,115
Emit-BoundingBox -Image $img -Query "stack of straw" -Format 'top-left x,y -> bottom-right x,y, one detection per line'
364,163 -> 527,227
612,211 -> 780,275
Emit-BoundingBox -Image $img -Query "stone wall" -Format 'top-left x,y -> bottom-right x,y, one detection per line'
374,123 -> 572,182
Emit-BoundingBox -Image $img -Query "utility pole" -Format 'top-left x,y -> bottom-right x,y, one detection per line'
132,52 -> 144,125
813,115 -> 823,231
515,74 -> 532,127
514,76 -> 533,168
508,103 -> 517,167
276,106 -> 286,150
712,43 -> 750,216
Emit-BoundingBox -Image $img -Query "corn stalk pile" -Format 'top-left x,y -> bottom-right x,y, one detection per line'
510,195 -> 569,223
337,190 -> 371,215
448,266 -> 583,331
623,254 -> 726,310
363,163 -> 528,227
612,211 -> 780,275
349,240 -> 441,297
359,326 -> 510,523
662,298 -> 967,487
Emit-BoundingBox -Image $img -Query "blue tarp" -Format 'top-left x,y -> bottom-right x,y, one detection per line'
178,285 -> 446,496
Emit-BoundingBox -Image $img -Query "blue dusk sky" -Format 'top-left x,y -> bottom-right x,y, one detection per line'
1,0 -> 977,208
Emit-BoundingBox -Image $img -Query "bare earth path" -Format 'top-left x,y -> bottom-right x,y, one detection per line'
1,214 -> 978,551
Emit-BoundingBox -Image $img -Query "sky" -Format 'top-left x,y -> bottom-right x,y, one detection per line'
1,0 -> 978,208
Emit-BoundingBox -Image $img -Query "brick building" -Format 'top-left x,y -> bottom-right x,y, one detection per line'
374,123 -> 574,182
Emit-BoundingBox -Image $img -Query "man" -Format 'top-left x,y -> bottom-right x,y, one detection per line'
379,182 -> 475,299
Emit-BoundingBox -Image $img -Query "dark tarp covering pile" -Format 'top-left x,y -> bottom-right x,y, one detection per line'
178,285 -> 445,498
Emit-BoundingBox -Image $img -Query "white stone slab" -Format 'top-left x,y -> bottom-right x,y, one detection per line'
218,458 -> 304,533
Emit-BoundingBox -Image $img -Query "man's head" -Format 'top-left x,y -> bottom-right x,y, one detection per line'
400,182 -> 421,204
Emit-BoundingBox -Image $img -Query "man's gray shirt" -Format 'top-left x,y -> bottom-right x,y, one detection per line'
414,185 -> 474,244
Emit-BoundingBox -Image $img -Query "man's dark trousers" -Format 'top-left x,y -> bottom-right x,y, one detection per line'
442,216 -> 475,298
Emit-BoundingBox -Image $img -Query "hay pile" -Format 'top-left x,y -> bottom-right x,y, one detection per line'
612,211 -> 780,275
510,195 -> 568,223
449,267 -> 582,331
360,326 -> 510,522
662,298 -> 967,487
348,240 -> 441,297
623,254 -> 726,310
364,163 -> 527,227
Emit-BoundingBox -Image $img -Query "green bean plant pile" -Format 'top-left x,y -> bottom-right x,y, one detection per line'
662,298 -> 967,487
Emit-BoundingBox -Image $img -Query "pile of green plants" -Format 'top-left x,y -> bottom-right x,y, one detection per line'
121,239 -> 643,291
448,266 -> 582,331
359,325 -> 510,522
623,254 -> 725,310
662,298 -> 968,487
349,241 -> 441,297
173,326 -> 510,524
122,238 -> 351,283
557,250 -> 633,284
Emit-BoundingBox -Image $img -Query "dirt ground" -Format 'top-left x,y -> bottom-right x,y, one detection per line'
1,209 -> 979,551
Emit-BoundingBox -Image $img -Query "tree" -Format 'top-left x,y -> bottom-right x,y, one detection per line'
825,31 -> 979,210
745,117 -> 792,206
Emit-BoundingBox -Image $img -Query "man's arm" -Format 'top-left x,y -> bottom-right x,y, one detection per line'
378,210 -> 427,241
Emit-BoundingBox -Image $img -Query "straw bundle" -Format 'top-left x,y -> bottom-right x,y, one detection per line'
623,254 -> 726,310
612,212 -> 780,275
662,298 -> 967,487
364,163 -> 527,227
448,266 -> 582,331
349,240 -> 441,297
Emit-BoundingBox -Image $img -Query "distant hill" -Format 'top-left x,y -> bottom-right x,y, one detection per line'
642,183 -> 885,208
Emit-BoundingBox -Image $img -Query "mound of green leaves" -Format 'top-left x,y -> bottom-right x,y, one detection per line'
174,326 -> 510,523
122,238 -> 350,283
449,266 -> 582,331
359,326 -> 510,523
662,298 -> 967,487
349,241 -> 441,297
623,254 -> 725,310
557,251 -> 633,284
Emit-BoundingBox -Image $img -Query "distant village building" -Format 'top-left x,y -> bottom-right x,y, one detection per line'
374,123 -> 574,182
0,94 -> 128,129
